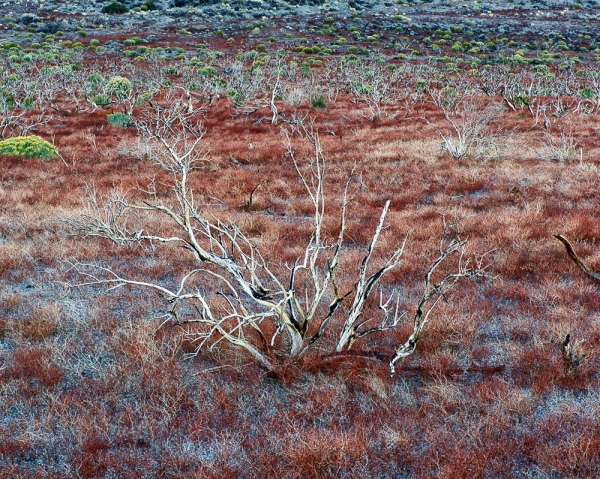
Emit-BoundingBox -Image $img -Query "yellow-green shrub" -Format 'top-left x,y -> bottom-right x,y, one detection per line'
0,135 -> 58,160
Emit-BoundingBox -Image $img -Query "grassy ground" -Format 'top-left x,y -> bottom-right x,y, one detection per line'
1,6 -> 600,478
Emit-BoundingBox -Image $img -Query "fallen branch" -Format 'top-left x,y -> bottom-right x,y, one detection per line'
554,234 -> 600,281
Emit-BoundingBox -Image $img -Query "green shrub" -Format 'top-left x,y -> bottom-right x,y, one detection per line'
310,94 -> 326,109
197,66 -> 216,76
87,73 -> 105,85
106,76 -> 132,99
134,92 -> 153,106
0,135 -> 57,160
22,96 -> 34,110
300,63 -> 311,75
106,112 -> 132,127
0,88 -> 15,109
91,94 -> 111,106
102,2 -> 129,13
227,89 -> 243,106
578,87 -> 595,99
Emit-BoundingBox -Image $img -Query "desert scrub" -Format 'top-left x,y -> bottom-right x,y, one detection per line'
106,76 -> 132,99
106,112 -> 132,127
0,88 -> 15,109
102,2 -> 129,13
311,94 -> 326,109
91,93 -> 111,106
0,135 -> 58,160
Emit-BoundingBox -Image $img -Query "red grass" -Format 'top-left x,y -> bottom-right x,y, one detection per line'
0,21 -> 599,478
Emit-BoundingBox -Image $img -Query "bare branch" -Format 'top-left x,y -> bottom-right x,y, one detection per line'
555,234 -> 600,281
390,215 -> 492,375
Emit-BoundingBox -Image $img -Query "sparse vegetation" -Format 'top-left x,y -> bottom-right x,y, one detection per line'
1,2 -> 600,477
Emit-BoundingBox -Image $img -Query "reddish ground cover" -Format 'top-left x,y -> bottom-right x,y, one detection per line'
1,11 -> 600,477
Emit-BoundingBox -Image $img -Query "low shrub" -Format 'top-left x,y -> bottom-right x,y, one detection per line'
106,112 -> 132,127
0,135 -> 58,160
102,2 -> 129,13
197,66 -> 216,76
91,93 -> 111,106
311,94 -> 326,109
106,76 -> 132,99
0,88 -> 15,109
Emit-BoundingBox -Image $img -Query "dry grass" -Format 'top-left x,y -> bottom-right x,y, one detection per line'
1,45 -> 600,478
